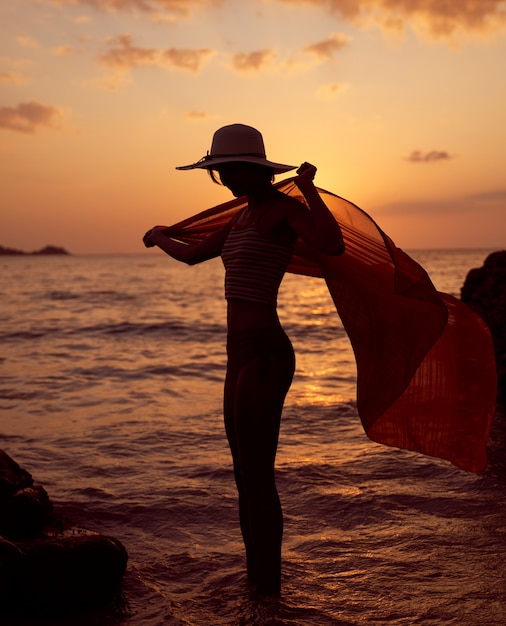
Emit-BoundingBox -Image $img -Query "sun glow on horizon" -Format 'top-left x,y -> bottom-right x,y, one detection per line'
1,1 -> 505,253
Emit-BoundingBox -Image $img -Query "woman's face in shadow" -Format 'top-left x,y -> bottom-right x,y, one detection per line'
215,163 -> 272,197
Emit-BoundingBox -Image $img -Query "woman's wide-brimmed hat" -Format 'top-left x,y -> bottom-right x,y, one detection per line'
176,124 -> 297,174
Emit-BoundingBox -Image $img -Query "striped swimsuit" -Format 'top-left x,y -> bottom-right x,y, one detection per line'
221,217 -> 295,306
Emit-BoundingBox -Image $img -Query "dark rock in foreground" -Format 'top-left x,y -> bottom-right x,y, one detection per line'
1,531 -> 127,615
0,450 -> 33,499
0,450 -> 127,616
485,402 -> 506,479
461,250 -> 506,400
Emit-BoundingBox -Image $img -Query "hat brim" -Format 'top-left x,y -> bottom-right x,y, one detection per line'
176,155 -> 297,174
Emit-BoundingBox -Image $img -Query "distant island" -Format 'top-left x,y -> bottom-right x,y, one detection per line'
0,245 -> 70,256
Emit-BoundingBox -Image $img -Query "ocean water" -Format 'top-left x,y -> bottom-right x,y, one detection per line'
1,248 -> 505,626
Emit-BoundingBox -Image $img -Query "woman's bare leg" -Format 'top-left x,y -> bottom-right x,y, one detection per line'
224,350 -> 294,595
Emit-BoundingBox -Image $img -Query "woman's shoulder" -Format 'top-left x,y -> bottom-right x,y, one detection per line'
275,188 -> 304,207
258,191 -> 302,240
275,189 -> 308,219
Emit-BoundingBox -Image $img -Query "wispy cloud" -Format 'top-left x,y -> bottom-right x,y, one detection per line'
406,150 -> 454,163
0,71 -> 26,85
52,45 -> 75,56
99,34 -> 159,68
74,15 -> 92,24
16,36 -> 39,48
275,0 -> 506,39
42,0 -> 222,19
43,1 -> 506,39
184,110 -> 211,120
163,47 -> 214,72
231,49 -> 276,73
466,189 -> 506,204
316,82 -> 349,100
99,34 -> 213,72
0,101 -> 64,134
375,188 -> 506,216
303,33 -> 352,59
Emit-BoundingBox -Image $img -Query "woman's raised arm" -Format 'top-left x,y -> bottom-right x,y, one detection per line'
287,162 -> 345,256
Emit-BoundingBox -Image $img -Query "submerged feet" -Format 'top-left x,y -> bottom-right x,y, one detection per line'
254,580 -> 281,598
248,573 -> 281,598
247,555 -> 281,597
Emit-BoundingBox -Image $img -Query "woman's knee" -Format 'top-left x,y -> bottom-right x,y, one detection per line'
238,462 -> 277,496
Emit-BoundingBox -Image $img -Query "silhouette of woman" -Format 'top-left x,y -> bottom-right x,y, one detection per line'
143,124 -> 344,595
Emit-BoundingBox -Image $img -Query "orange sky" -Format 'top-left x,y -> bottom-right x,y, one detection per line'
1,0 -> 505,253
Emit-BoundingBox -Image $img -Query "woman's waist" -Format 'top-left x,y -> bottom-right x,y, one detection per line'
226,298 -> 281,333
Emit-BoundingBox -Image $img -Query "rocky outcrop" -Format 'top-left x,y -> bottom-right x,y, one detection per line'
0,244 -> 70,255
32,245 -> 69,255
461,250 -> 506,400
0,450 -> 127,616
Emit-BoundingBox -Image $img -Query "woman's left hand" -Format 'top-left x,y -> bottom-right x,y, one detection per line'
294,162 -> 317,190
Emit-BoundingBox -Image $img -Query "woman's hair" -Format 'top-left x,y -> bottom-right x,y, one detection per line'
208,169 -> 222,185
208,163 -> 275,185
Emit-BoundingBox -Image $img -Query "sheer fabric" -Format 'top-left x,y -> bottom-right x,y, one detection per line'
162,178 -> 496,472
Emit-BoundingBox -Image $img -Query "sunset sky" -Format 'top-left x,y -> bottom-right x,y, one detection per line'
1,0 -> 505,254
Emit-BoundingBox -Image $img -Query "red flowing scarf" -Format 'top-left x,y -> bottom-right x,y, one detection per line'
162,178 -> 496,472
